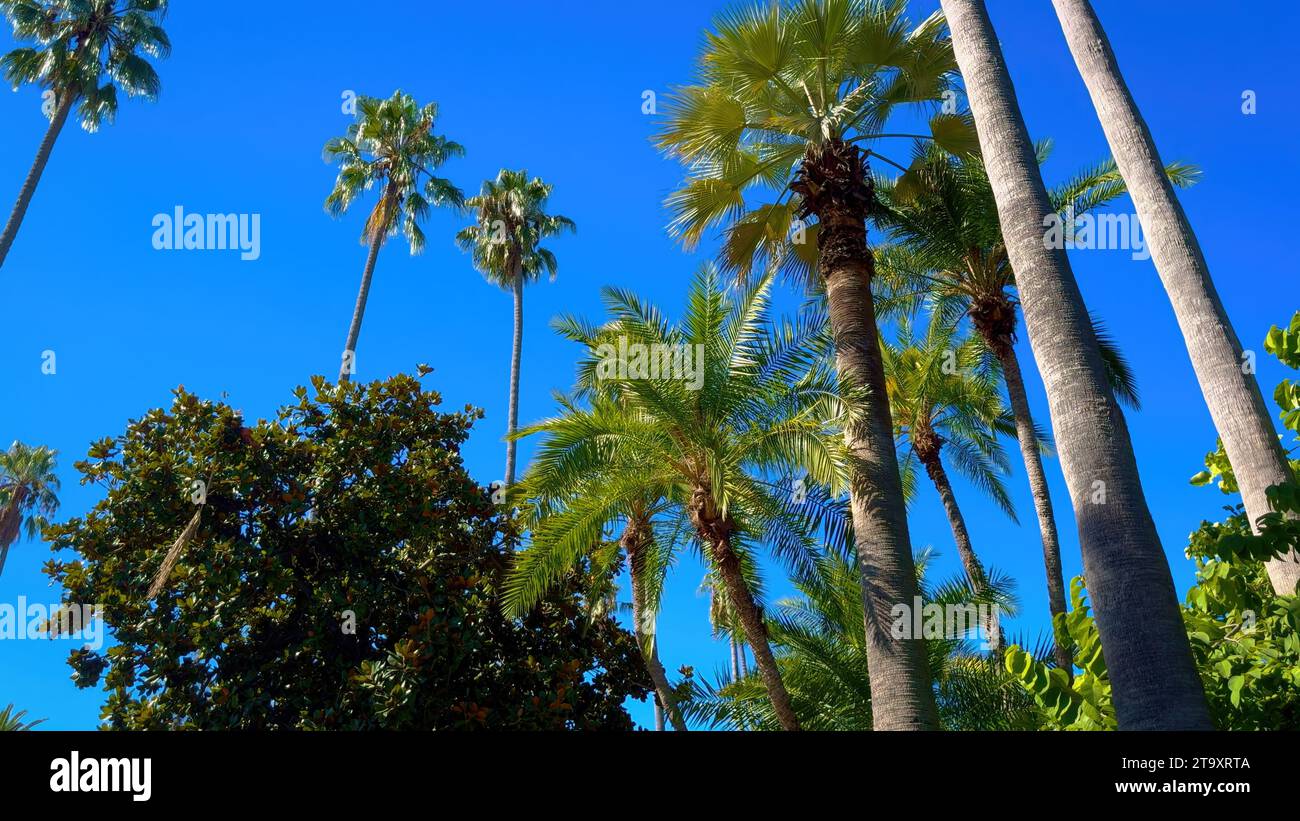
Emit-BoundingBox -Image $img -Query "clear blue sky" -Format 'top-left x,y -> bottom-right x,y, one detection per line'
1,1 -> 1295,729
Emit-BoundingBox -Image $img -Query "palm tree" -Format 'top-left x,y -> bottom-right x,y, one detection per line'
941,0 -> 1212,729
656,0 -> 972,732
881,311 -> 1016,650
0,703 -> 45,731
324,90 -> 464,382
506,267 -> 847,730
1051,0 -> 1300,597
0,441 -> 60,578
687,548 -> 1037,731
0,0 -> 169,269
457,170 -> 575,487
871,141 -> 1171,672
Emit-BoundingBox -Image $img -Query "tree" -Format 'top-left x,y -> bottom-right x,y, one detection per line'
324,91 -> 465,382
43,374 -> 649,729
0,441 -> 60,578
940,0 -> 1211,729
881,311 -> 1016,649
457,170 -> 575,487
657,0 -> 971,731
1051,0 -> 1300,597
0,704 -> 45,731
506,267 -> 847,730
687,548 -> 1037,731
871,141 -> 1174,672
0,0 -> 170,269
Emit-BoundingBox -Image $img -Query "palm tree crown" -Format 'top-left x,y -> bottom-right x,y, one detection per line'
456,169 -> 575,289
1,0 -> 170,131
0,440 -> 60,578
324,90 -> 465,252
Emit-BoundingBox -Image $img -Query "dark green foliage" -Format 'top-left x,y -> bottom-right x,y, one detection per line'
44,373 -> 648,730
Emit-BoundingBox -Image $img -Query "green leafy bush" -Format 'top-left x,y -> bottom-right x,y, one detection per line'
45,374 -> 649,729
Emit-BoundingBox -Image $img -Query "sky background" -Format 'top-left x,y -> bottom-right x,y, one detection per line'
2,0 -> 1296,730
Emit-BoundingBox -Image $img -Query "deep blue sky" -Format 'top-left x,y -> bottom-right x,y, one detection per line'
2,1 -> 1295,730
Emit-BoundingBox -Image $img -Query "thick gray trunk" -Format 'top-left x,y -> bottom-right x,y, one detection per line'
943,0 -> 1212,729
338,230 -> 384,383
999,344 -> 1073,674
822,213 -> 938,731
505,274 -> 524,487
1052,0 -> 1300,596
0,92 -> 76,270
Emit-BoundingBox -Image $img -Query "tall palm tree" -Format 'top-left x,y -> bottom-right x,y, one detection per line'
0,441 -> 60,578
871,141 -> 1171,672
324,90 -> 464,382
1051,0 -> 1300,597
656,0 -> 972,731
941,0 -> 1212,729
457,170 -> 575,487
507,267 -> 847,730
881,311 -> 1016,650
0,0 -> 170,269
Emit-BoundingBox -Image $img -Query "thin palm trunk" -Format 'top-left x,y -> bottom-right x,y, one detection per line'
730,637 -> 741,681
998,343 -> 1073,674
799,139 -> 938,731
625,523 -> 687,731
1052,0 -> 1300,596
709,532 -> 800,731
919,451 -> 1003,652
505,272 -> 524,487
0,92 -> 76,270
943,0 -> 1212,729
338,230 -> 384,383
739,643 -> 748,677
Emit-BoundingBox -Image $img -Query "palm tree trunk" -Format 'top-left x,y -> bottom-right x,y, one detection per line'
942,0 -> 1212,729
730,637 -> 741,681
1052,0 -> 1300,596
799,139 -> 938,731
997,340 -> 1073,674
708,533 -> 800,731
739,643 -> 748,677
0,92 -> 76,270
919,451 -> 1003,653
505,273 -> 524,487
338,230 -> 384,383
653,695 -> 665,731
625,523 -> 687,731
0,543 -> 10,578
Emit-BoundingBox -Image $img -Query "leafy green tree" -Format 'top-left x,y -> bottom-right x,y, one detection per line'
657,0 -> 969,733
0,0 -> 169,268
507,267 -> 845,730
688,548 -> 1037,731
872,140 -> 1179,672
457,170 -> 575,487
44,373 -> 648,729
0,440 -> 60,578
324,91 -> 465,382
0,703 -> 45,730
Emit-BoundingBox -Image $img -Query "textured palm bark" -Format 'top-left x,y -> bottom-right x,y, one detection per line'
997,341 -> 1074,674
943,0 -> 1212,729
1053,0 -> 1300,596
339,190 -> 392,383
794,138 -> 938,731
0,92 -> 76,270
689,489 -> 800,730
623,521 -> 687,731
504,272 -> 524,487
